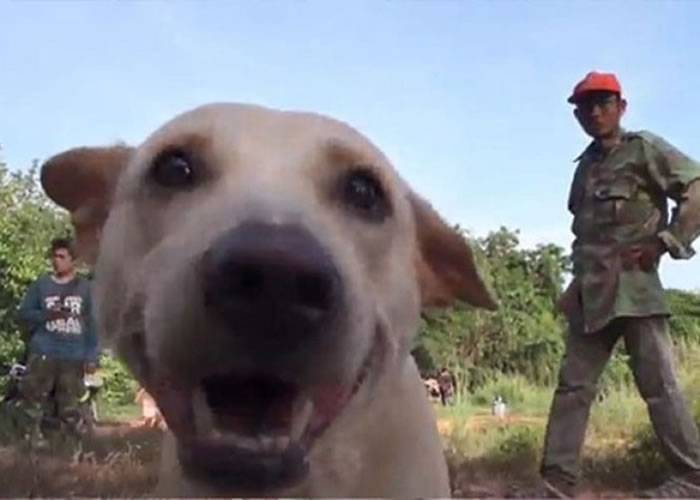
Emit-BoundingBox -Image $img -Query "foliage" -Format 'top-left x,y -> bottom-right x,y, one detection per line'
0,149 -> 140,406
415,226 -> 568,389
468,373 -> 548,410
491,425 -> 543,463
414,226 -> 700,395
98,352 -> 139,407
0,150 -> 71,389
1,145 -> 700,415
666,288 -> 700,346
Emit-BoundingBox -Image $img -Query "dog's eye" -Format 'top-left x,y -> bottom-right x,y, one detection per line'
150,150 -> 195,188
343,169 -> 390,221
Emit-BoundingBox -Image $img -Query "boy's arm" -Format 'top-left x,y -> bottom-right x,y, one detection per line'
18,279 -> 49,329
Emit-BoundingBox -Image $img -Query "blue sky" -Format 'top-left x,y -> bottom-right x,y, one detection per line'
1,0 -> 699,290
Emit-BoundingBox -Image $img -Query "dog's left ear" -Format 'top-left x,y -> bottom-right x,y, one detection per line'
41,145 -> 133,265
409,192 -> 498,310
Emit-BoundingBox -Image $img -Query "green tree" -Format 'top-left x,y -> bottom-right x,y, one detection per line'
0,149 -> 71,389
415,226 -> 568,388
414,224 -> 700,394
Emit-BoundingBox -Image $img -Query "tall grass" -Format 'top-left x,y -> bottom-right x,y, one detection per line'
441,348 -> 700,494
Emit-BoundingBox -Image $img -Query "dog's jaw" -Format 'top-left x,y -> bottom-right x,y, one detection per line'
138,325 -> 387,494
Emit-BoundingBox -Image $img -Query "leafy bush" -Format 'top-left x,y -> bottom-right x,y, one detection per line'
99,352 -> 139,407
415,227 -> 568,389
414,226 -> 700,399
492,425 -> 543,463
469,374 -> 545,409
0,155 -> 70,391
2,147 -> 700,419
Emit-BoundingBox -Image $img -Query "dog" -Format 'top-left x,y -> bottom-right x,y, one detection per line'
40,102 -> 497,497
423,377 -> 442,403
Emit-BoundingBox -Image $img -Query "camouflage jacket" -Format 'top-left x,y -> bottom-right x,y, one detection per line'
566,130 -> 700,333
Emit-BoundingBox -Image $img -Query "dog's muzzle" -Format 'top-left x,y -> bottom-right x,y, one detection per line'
143,221 -> 382,493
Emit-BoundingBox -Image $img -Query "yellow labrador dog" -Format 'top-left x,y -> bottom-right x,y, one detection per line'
40,103 -> 497,497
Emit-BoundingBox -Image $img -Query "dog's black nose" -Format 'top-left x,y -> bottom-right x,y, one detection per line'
202,222 -> 341,347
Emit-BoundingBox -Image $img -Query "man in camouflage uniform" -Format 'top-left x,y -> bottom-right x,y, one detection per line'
540,71 -> 700,498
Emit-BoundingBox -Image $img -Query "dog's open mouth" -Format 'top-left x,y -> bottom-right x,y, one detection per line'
152,337 -> 379,492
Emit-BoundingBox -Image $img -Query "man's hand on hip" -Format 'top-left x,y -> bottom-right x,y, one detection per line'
621,238 -> 667,272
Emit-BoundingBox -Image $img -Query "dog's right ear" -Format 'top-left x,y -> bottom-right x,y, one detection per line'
409,192 -> 498,311
41,145 -> 133,265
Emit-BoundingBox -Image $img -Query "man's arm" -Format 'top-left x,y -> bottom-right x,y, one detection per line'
643,133 -> 700,260
657,180 -> 700,260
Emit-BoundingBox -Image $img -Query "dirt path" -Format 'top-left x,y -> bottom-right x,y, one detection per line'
0,421 -> 162,497
437,413 -> 545,435
436,413 -> 636,498
0,418 -> 636,498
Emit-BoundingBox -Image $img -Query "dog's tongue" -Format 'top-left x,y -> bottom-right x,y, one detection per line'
202,374 -> 300,434
149,371 -> 354,444
307,384 -> 351,434
217,390 -> 298,434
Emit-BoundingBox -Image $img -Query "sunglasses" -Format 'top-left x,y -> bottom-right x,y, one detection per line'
575,96 -> 619,114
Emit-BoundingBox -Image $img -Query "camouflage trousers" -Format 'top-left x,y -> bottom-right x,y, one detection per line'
18,353 -> 85,441
541,315 -> 700,485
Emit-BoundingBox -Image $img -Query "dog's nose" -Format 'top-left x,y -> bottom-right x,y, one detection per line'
202,222 -> 341,346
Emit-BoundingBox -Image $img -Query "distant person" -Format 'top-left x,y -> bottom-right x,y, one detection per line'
540,71 -> 700,498
437,367 -> 457,406
17,237 -> 98,448
491,395 -> 506,420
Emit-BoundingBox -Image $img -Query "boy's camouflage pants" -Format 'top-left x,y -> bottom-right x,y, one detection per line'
18,353 -> 85,439
541,315 -> 700,485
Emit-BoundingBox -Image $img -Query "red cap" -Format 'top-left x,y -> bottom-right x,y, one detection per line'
567,71 -> 622,104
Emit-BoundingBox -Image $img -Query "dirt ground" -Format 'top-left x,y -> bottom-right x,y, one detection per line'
0,417 -> 632,498
437,414 -> 545,434
0,422 -> 161,497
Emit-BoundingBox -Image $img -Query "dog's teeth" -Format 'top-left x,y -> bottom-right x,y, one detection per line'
229,434 -> 259,451
273,435 -> 290,452
192,388 -> 216,433
258,434 -> 274,452
258,435 -> 275,451
290,397 -> 314,441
